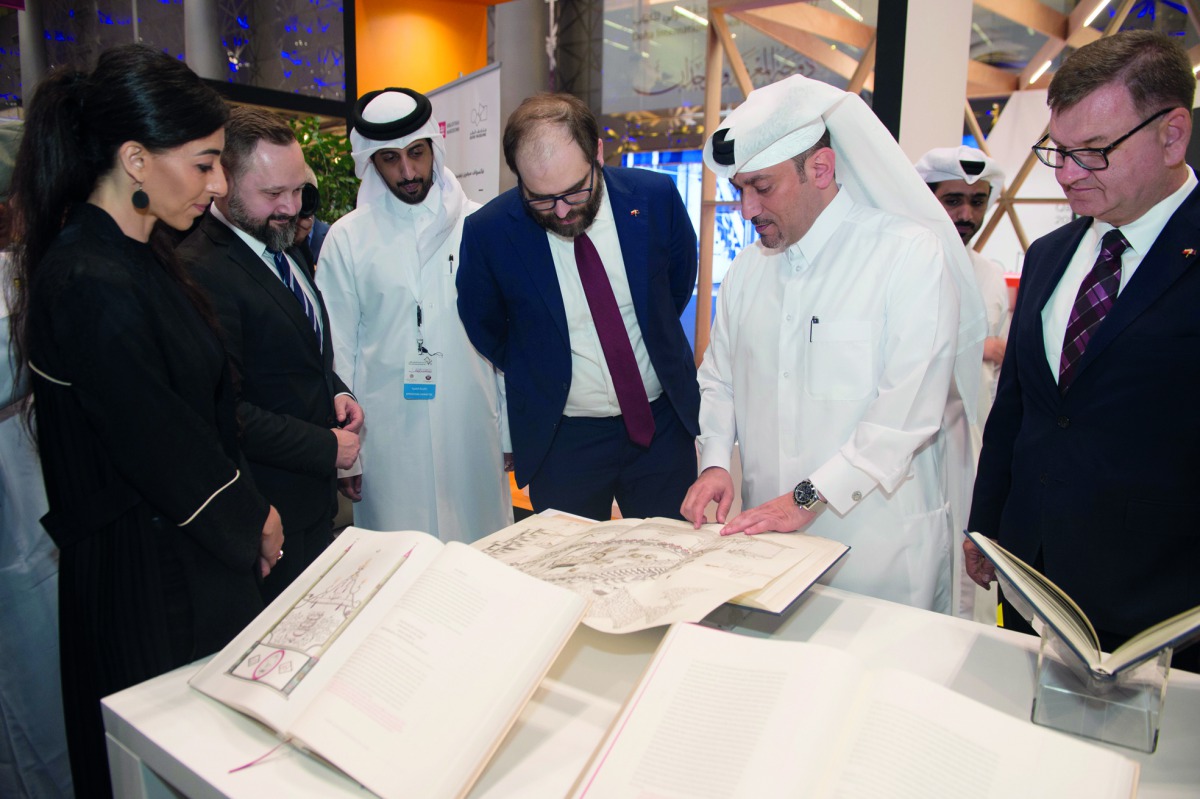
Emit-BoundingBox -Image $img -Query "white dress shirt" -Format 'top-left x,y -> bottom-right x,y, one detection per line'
1042,168 -> 1197,377
545,187 -> 663,416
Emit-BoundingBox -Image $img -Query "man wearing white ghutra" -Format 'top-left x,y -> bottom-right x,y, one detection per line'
682,75 -> 986,613
317,88 -> 512,542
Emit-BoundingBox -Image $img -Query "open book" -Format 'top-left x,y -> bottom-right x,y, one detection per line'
572,623 -> 1140,799
190,526 -> 586,799
967,532 -> 1200,679
473,515 -> 848,633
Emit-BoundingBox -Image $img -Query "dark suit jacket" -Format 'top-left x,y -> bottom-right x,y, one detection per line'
970,184 -> 1200,641
179,211 -> 349,534
456,166 -> 701,486
308,217 -> 331,264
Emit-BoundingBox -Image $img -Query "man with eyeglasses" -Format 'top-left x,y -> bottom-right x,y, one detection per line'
316,88 -> 512,543
967,31 -> 1200,670
456,92 -> 700,520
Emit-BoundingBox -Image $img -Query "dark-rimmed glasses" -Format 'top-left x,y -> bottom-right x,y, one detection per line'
520,162 -> 595,212
1032,107 -> 1177,171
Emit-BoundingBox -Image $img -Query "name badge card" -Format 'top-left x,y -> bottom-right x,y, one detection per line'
404,357 -> 436,400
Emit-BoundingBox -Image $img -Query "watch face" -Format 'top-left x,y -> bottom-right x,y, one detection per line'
793,480 -> 818,508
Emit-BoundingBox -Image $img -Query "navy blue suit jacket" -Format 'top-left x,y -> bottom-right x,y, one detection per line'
970,184 -> 1200,640
456,166 -> 700,486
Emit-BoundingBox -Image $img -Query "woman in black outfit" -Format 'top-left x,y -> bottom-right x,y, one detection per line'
8,44 -> 284,796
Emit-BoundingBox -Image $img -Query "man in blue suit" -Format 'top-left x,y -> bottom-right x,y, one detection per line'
456,93 -> 699,520
967,31 -> 1200,669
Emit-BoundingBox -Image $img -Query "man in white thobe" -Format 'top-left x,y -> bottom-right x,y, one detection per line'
915,145 -> 1010,619
318,88 -> 512,542
915,146 -> 1011,429
681,76 -> 986,612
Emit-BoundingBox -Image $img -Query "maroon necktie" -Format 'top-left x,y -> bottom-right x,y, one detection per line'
573,232 -> 655,447
1058,229 -> 1127,395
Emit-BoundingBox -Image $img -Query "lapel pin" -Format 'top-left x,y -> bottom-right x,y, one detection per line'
1183,248 -> 1196,258
630,209 -> 640,217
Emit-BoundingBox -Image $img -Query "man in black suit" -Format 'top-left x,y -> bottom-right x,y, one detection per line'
179,107 -> 364,602
967,31 -> 1200,669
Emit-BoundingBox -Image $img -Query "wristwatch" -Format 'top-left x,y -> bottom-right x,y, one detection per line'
792,479 -> 826,511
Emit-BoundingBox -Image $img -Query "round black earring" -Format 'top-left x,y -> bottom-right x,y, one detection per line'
132,184 -> 149,210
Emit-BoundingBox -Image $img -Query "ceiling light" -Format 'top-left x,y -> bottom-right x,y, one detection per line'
1028,60 -> 1051,84
1084,1 -> 1110,27
673,6 -> 708,27
831,0 -> 863,23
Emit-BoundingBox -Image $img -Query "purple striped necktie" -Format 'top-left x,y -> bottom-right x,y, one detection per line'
1058,228 -> 1127,394
573,232 -> 655,447
270,248 -> 322,351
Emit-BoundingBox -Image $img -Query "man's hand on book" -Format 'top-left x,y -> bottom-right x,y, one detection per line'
681,466 -> 735,528
719,493 -> 817,537
963,539 -> 996,588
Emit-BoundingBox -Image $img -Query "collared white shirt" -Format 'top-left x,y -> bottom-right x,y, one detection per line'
544,185 -> 664,417
1042,168 -> 1197,376
210,203 -> 325,340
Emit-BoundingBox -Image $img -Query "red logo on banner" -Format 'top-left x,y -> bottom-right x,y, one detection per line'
439,121 -> 446,138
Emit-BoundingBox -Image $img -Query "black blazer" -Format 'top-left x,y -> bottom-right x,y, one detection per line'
970,184 -> 1200,640
179,211 -> 350,532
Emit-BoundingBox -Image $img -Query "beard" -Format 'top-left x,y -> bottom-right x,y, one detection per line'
388,173 -> 434,206
955,222 -> 977,245
750,215 -> 786,249
227,190 -> 298,252
524,170 -> 605,239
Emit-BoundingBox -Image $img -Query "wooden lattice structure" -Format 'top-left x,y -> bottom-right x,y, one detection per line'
693,0 -> 1200,363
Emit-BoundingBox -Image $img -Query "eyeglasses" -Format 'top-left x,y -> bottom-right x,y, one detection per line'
1032,107 -> 1177,171
520,163 -> 595,212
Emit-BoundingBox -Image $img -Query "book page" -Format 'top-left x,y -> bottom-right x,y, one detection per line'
820,669 -> 1139,799
289,541 -> 586,799
475,516 -> 847,632
189,527 -> 444,733
572,623 -> 863,798
574,625 -> 1138,799
729,533 -> 849,611
967,533 -> 1101,670
1107,602 -> 1200,675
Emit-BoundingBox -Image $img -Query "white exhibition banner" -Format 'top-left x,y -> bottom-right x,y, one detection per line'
428,63 -> 501,204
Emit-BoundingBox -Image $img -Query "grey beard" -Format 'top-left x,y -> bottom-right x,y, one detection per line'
228,191 -> 298,252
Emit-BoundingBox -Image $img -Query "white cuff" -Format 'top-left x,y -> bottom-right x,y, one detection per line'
810,453 -> 878,515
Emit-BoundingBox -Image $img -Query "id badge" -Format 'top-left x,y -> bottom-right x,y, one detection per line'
404,356 -> 437,400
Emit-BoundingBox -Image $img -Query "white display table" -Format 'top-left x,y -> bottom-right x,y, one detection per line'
102,585 -> 1200,798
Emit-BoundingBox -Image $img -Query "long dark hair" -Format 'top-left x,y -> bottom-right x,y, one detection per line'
8,43 -> 229,392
